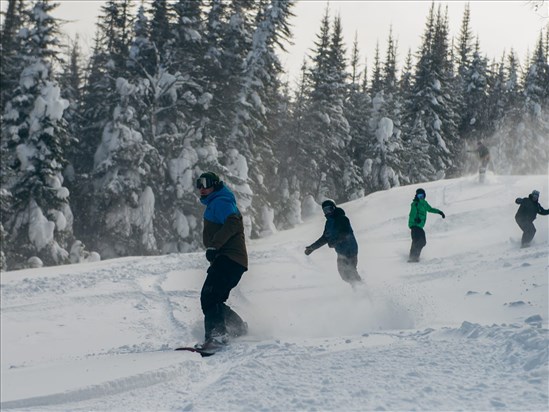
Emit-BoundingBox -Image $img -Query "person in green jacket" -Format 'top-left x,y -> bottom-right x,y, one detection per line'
408,188 -> 445,262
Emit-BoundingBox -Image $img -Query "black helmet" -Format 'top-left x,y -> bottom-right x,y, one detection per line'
321,199 -> 336,215
416,188 -> 426,199
196,172 -> 220,189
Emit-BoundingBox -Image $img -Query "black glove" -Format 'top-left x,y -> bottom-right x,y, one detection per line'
205,248 -> 218,262
439,211 -> 445,219
414,217 -> 421,224
304,246 -> 314,256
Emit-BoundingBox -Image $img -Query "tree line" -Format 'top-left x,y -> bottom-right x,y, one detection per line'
1,0 -> 547,271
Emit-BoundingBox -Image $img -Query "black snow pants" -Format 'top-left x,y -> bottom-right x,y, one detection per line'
336,254 -> 362,285
515,217 -> 536,247
409,226 -> 427,261
200,255 -> 247,340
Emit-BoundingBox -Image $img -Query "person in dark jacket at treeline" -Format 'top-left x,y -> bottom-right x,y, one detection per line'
304,199 -> 362,288
196,172 -> 248,350
515,190 -> 549,248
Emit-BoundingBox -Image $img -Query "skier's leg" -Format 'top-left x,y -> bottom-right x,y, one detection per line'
337,254 -> 362,284
200,256 -> 244,340
409,227 -> 426,261
516,218 -> 536,247
522,221 -> 536,246
222,304 -> 248,337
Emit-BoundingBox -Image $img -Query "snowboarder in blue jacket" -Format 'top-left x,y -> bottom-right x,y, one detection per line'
304,199 -> 362,287
197,172 -> 248,349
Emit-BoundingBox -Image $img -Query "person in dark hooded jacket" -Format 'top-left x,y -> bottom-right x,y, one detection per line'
515,190 -> 549,248
304,199 -> 362,287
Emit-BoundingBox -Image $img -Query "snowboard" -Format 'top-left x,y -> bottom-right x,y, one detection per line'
175,341 -> 227,357
174,346 -> 218,357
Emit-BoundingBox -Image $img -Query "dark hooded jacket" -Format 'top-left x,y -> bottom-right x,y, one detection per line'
201,183 -> 248,269
308,207 -> 358,257
515,195 -> 549,223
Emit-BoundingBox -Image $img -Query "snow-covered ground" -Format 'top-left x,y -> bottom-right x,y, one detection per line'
1,174 -> 548,411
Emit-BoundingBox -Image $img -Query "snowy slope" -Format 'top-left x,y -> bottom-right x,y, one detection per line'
1,174 -> 548,411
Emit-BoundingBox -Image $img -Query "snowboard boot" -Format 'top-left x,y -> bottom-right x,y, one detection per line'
195,334 -> 228,352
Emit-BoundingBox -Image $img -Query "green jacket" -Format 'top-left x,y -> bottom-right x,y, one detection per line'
408,198 -> 443,229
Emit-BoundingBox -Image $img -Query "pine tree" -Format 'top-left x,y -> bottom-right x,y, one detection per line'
227,0 -> 294,236
71,0 -> 135,252
364,27 -> 404,192
403,4 -> 461,181
1,0 -> 26,114
89,77 -> 164,258
523,33 -> 548,116
1,0 -> 77,268
276,61 -> 310,227
346,37 -> 371,196
298,10 -> 361,202
370,42 -> 383,98
511,32 -> 549,174
461,40 -> 490,141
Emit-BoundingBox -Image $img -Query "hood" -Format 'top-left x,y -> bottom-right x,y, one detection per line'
326,207 -> 346,218
200,183 -> 235,206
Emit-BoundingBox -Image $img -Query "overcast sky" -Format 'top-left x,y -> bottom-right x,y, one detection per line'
6,1 -> 548,85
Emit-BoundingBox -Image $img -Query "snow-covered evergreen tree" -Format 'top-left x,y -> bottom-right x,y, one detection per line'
454,3 -> 472,139
227,0 -> 293,236
346,36 -> 372,195
90,77 -> 164,258
403,4 -> 461,180
363,27 -> 405,192
275,61 -> 311,227
496,33 -> 549,174
298,10 -> 361,203
1,0 -> 26,114
71,1 -> 135,248
461,41 -> 490,142
1,0 -> 77,268
370,42 -> 383,98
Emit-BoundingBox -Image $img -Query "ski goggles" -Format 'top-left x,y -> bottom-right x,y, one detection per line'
323,205 -> 335,214
196,177 -> 215,189
417,193 -> 425,199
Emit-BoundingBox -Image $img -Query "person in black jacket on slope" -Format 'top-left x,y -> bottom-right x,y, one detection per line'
515,190 -> 549,248
304,199 -> 363,288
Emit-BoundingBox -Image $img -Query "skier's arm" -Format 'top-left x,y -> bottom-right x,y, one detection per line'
537,204 -> 549,216
425,201 -> 445,217
308,235 -> 328,251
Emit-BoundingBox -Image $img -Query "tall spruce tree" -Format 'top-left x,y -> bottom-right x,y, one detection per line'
455,2 -> 473,138
1,0 -> 77,268
513,32 -> 549,174
346,35 -> 371,195
298,10 -> 362,202
461,40 -> 490,142
403,4 -> 460,181
1,0 -> 26,114
71,1 -> 135,248
364,27 -> 405,192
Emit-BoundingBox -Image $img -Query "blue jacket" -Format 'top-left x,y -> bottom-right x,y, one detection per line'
308,207 -> 358,257
200,184 -> 240,224
200,183 -> 248,268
